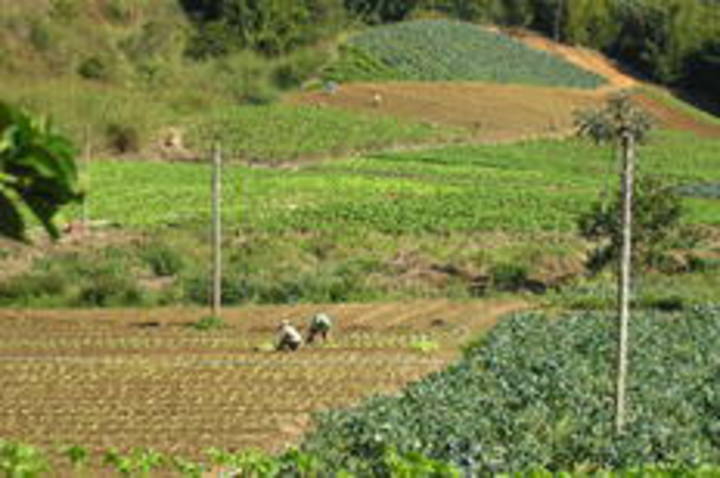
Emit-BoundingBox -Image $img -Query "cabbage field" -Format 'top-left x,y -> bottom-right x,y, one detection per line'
300,305 -> 720,474
326,20 -> 606,89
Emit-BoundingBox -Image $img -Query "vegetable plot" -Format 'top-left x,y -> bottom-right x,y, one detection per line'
0,300 -> 519,467
327,20 -> 606,89
302,305 -> 720,474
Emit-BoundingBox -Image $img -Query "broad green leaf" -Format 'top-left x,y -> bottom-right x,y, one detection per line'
0,190 -> 25,241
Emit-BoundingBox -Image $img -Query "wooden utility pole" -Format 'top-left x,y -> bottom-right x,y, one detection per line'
211,144 -> 222,317
82,125 -> 91,232
615,130 -> 634,434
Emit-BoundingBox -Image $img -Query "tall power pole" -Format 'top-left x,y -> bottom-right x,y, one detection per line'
211,144 -> 222,317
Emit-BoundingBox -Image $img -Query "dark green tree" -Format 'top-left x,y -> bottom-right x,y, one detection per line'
344,0 -> 421,22
0,102 -> 82,241
183,0 -> 345,58
578,175 -> 683,273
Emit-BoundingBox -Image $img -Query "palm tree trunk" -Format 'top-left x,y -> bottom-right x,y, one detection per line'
615,131 -> 634,434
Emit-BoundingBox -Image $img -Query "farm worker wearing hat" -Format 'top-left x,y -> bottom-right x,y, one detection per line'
276,320 -> 303,351
307,312 -> 333,344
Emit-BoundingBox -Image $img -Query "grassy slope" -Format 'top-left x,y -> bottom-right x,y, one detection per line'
0,2 -> 457,159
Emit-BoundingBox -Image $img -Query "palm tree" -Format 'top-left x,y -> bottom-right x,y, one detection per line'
575,92 -> 653,434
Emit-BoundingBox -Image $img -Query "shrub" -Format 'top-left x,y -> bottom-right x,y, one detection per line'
183,273 -> 249,305
242,81 -> 280,106
490,263 -> 528,292
0,270 -> 68,304
105,122 -> 141,153
103,0 -> 138,25
190,315 -> 225,331
78,56 -> 111,81
29,20 -> 52,52
76,265 -> 143,306
273,48 -> 329,89
578,175 -> 683,274
141,243 -> 184,277
641,294 -> 685,312
50,0 -> 80,21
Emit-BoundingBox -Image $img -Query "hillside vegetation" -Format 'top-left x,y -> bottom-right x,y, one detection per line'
326,19 -> 605,88
2,0 -> 718,160
2,130 -> 718,308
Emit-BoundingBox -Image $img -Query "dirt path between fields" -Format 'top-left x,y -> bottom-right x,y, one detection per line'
503,28 -> 638,91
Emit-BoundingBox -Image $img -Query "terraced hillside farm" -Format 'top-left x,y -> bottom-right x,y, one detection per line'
294,20 -> 720,144
0,300 -> 521,467
2,3 -> 720,474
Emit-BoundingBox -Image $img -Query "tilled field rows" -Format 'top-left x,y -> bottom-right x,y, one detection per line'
0,300 -> 523,459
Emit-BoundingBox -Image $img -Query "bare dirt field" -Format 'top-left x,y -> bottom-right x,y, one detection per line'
0,300 -> 525,464
291,81 -> 603,143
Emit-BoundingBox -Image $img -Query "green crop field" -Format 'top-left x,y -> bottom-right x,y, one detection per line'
302,305 -> 720,474
68,130 -> 720,232
325,20 -> 606,88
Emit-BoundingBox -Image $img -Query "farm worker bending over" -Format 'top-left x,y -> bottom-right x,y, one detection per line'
276,320 -> 303,351
307,313 -> 333,344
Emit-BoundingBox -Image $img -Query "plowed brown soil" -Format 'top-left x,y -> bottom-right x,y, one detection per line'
0,300 -> 525,469
291,82 -> 603,143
